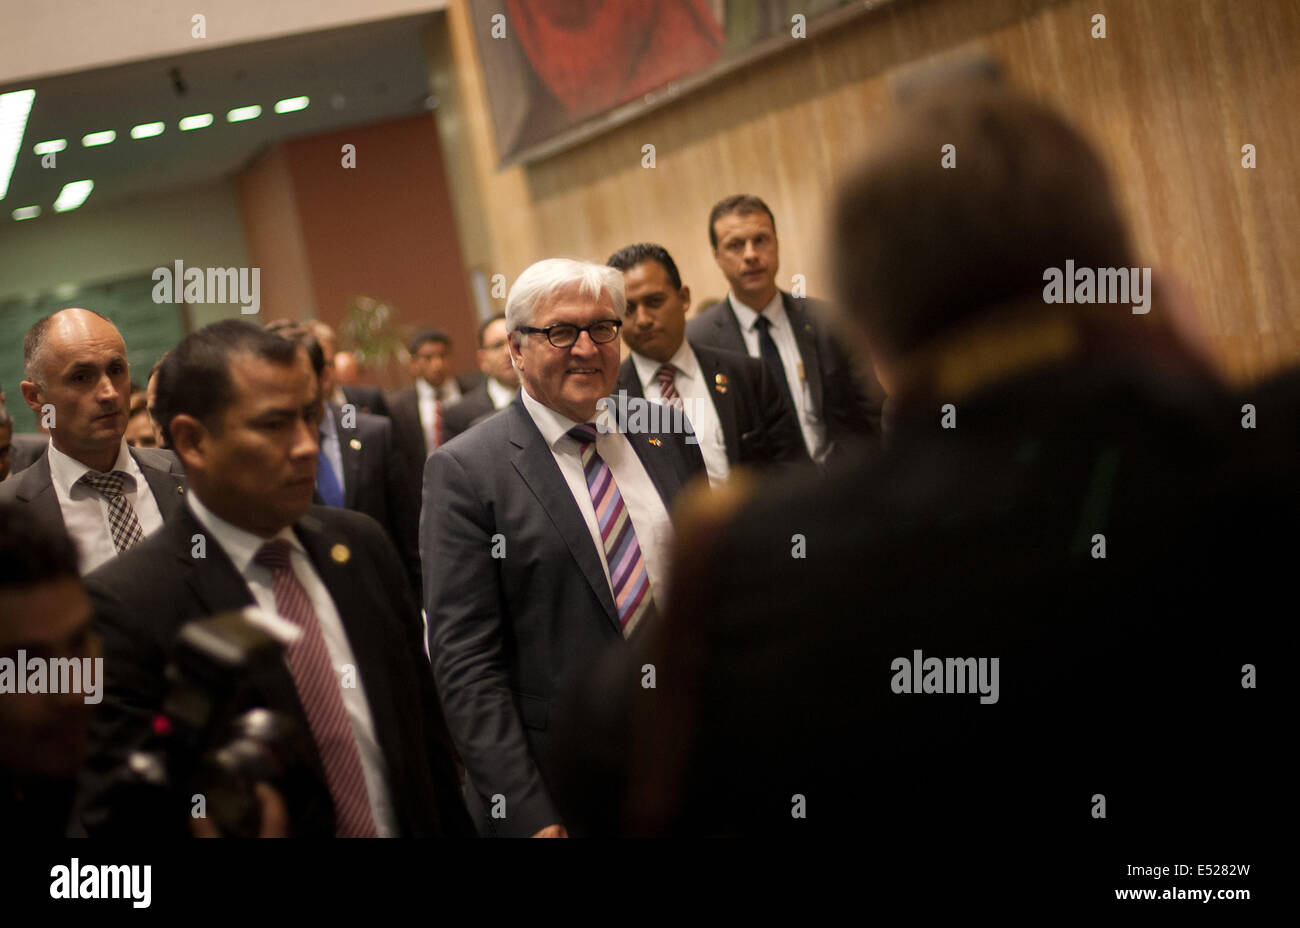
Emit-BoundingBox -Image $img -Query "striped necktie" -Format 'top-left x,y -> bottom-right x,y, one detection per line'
78,470 -> 145,553
253,539 -> 378,838
655,363 -> 682,409
567,424 -> 655,637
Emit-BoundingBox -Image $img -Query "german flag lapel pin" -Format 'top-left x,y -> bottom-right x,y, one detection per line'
714,373 -> 729,394
648,437 -> 662,447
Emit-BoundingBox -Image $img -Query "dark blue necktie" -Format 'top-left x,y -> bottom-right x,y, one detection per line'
317,442 -> 344,508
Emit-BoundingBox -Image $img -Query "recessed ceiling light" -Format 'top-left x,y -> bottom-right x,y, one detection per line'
33,139 -> 67,155
53,179 -> 94,212
0,88 -> 36,200
226,105 -> 262,122
82,130 -> 117,147
179,113 -> 214,131
130,122 -> 166,139
274,96 -> 310,114
11,204 -> 40,220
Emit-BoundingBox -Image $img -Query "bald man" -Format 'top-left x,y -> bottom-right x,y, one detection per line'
0,309 -> 186,574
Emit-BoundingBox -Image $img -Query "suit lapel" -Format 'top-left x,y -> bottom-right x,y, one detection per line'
131,449 -> 187,522
626,428 -> 688,508
616,356 -> 646,401
506,400 -> 620,629
692,344 -> 742,465
783,292 -> 825,418
12,455 -> 67,534
718,297 -> 750,355
332,405 -> 364,510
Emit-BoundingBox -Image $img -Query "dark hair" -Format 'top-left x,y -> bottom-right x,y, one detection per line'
833,86 -> 1133,358
409,328 -> 451,356
606,243 -> 683,290
148,353 -> 168,382
154,319 -> 301,448
23,308 -> 114,384
708,195 -> 777,250
0,502 -> 79,591
477,314 -> 507,347
264,320 -> 326,378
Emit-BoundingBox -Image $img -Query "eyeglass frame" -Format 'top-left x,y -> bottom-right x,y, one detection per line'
514,319 -> 623,349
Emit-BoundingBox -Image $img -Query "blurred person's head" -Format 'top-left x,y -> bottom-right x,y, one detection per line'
19,308 -> 130,472
334,350 -> 360,386
506,259 -> 625,423
146,355 -> 168,449
476,315 -> 518,388
831,84 -> 1203,396
306,320 -> 341,399
0,504 -> 96,779
123,391 -> 156,448
409,329 -> 452,389
156,320 -> 321,537
0,401 -> 13,481
607,243 -> 690,364
709,194 -> 779,311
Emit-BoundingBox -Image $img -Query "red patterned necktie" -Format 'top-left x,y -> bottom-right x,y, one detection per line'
655,363 -> 682,409
253,539 -> 378,838
567,424 -> 656,637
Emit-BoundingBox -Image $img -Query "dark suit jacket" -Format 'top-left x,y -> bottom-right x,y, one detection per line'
442,382 -> 504,443
0,445 -> 187,548
555,356 -> 1285,840
341,384 -> 390,419
616,341 -> 808,473
685,292 -> 885,456
317,403 -> 420,593
388,374 -> 484,498
5,433 -> 49,477
422,393 -> 706,836
76,503 -> 474,838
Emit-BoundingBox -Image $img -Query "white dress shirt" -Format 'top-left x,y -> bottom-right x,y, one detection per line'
47,439 -> 166,574
416,377 -> 462,451
186,492 -> 397,836
485,377 -> 518,410
630,342 -> 730,487
728,292 -> 827,460
519,387 -> 673,610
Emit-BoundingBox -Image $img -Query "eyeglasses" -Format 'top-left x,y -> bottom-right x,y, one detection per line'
516,319 -> 622,349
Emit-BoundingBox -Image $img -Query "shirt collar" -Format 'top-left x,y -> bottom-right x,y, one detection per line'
186,490 -> 303,576
485,377 -> 517,409
630,340 -> 700,391
728,290 -> 786,332
48,439 -> 140,497
319,404 -> 339,441
415,378 -> 436,402
519,385 -> 616,452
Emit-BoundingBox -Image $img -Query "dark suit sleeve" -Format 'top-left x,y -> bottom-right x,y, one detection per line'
421,449 -> 562,836
823,328 -> 885,440
374,417 -> 422,598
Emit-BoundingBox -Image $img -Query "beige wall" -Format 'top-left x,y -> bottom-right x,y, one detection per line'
428,0 -> 1300,383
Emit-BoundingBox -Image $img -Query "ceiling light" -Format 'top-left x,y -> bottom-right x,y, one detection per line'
274,96 -> 310,114
130,122 -> 165,139
33,139 -> 67,155
226,105 -> 262,122
0,88 -> 36,200
53,179 -> 94,212
179,113 -> 214,131
82,130 -> 116,147
11,205 -> 40,220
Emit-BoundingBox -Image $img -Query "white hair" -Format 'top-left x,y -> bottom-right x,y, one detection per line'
505,258 -> 626,345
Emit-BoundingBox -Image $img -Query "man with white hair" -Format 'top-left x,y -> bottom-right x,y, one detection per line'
422,258 -> 705,837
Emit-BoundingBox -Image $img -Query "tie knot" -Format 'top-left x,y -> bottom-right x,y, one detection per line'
567,423 -> 598,447
656,363 -> 677,382
79,470 -> 130,498
753,314 -> 773,332
253,538 -> 294,571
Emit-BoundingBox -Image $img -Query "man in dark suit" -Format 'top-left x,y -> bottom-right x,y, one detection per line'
4,432 -> 49,477
267,322 -> 420,591
442,315 -> 519,442
556,86 -> 1285,847
686,194 -> 885,462
0,309 -> 186,573
76,320 -> 472,838
389,328 -> 483,498
608,242 -> 807,484
423,258 -> 705,837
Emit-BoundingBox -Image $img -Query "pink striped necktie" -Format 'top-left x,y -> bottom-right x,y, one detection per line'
567,424 -> 656,637
655,364 -> 682,409
253,539 -> 378,837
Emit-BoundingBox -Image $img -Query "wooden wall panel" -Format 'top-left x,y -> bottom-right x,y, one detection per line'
429,0 -> 1300,382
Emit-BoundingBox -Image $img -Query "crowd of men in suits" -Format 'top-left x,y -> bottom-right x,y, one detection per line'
1,81 -> 1291,839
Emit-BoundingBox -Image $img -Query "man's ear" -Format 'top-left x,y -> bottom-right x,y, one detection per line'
18,380 -> 45,417
679,285 -> 692,315
507,332 -> 525,374
168,414 -> 207,472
